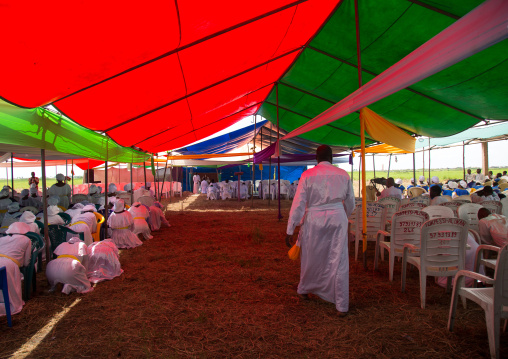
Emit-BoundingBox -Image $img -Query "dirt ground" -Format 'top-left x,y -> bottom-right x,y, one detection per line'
0,194 -> 505,358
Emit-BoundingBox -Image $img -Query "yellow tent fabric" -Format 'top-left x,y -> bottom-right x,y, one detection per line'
354,144 -> 413,154
360,107 -> 415,153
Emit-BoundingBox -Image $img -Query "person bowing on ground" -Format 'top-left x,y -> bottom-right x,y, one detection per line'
128,202 -> 153,240
286,145 -> 355,317
148,201 -> 171,232
68,204 -> 97,246
108,200 -> 143,249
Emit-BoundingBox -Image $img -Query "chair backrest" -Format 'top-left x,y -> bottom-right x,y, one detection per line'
400,202 -> 426,211
501,197 -> 508,218
35,220 -> 44,232
494,244 -> 508,308
420,218 -> 468,276
441,195 -> 453,202
499,183 -> 508,191
400,198 -> 410,207
422,205 -> 455,220
20,206 -> 39,215
355,203 -> 386,240
365,185 -> 377,202
408,187 -> 426,198
378,196 -> 401,222
457,203 -> 484,232
93,212 -> 105,242
454,195 -> 472,202
47,225 -> 84,258
481,200 -> 503,215
72,194 -> 89,203
438,201 -> 462,217
57,212 -> 72,225
410,196 -> 430,205
116,193 -> 132,206
390,210 -> 429,255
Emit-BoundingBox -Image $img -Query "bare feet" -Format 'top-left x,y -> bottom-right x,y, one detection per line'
298,293 -> 310,300
337,311 -> 348,318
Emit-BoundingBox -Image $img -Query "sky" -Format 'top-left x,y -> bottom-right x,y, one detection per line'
2,115 -> 506,180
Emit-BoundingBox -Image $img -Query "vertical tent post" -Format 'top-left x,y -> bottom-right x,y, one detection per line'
422,148 -> 425,177
462,141 -> 466,180
412,153 -> 416,188
143,160 -> 147,191
372,154 -> 376,179
71,159 -> 74,196
355,0 -> 367,269
428,138 -> 431,181
118,163 -> 121,185
104,140 -> 109,227
87,159 -> 90,193
65,159 -> 68,186
268,122 -> 272,206
387,153 -> 392,178
130,158 -> 133,206
276,83 -> 282,220
41,149 -> 50,264
350,150 -> 354,186
482,142 -> 489,176
358,156 -> 361,198
251,115 -> 256,208
260,127 -> 263,198
155,154 -> 159,199
10,153 -> 13,199
160,152 -> 169,202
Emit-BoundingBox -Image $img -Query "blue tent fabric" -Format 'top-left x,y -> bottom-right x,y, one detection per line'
177,120 -> 267,155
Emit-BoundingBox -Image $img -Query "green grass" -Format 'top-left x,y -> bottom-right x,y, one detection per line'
349,167 -> 508,181
0,177 -> 84,192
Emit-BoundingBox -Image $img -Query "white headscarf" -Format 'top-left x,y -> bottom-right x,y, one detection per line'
21,189 -> 29,197
20,211 -> 36,224
0,189 -> 9,198
418,175 -> 425,182
448,181 -> 458,189
7,202 -> 20,213
431,176 -> 440,184
48,206 -> 60,216
30,184 -> 38,195
124,184 -> 132,191
109,183 -> 117,193
48,196 -> 60,206
114,200 -> 125,213
82,204 -> 96,212
395,179 -> 402,185
56,173 -> 65,181
459,180 -> 467,188
5,222 -> 30,235
88,185 -> 98,195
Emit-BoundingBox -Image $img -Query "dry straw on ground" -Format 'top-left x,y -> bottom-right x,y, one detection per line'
0,194 -> 505,358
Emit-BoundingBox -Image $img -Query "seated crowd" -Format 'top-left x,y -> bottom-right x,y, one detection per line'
0,174 -> 171,319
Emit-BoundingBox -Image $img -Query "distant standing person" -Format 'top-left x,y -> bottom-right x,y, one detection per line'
193,174 -> 201,194
28,172 -> 39,189
286,145 -> 355,317
475,168 -> 485,183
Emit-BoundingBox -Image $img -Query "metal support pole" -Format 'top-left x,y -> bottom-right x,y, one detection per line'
268,122 -> 272,206
251,115 -> 256,208
71,159 -> 74,196
104,140 -> 109,227
350,151 -> 354,186
462,141 -> 466,180
276,83 -> 282,220
160,152 -> 169,201
41,149 -> 50,264
10,153 -> 14,199
428,138 -> 431,181
87,158 -> 90,193
372,154 -> 376,178
387,153 -> 392,178
413,153 -> 416,187
130,161 -> 134,205
143,160 -> 147,190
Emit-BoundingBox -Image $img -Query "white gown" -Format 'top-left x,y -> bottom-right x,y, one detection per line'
128,205 -> 152,240
68,213 -> 96,246
48,183 -> 72,209
207,185 -> 217,200
46,240 -> 93,294
86,240 -> 123,283
148,206 -> 170,231
0,235 -> 31,316
193,175 -> 201,194
221,183 -> 232,200
108,210 -> 143,249
201,180 -> 209,194
287,161 -> 355,312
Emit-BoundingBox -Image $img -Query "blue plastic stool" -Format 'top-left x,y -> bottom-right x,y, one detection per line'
0,266 -> 12,327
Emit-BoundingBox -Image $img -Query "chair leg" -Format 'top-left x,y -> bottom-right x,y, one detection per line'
420,274 -> 427,309
389,255 -> 394,282
1,270 -> 12,327
484,307 -> 500,359
401,257 -> 407,292
355,237 -> 359,262
447,286 -> 460,332
374,243 -> 379,270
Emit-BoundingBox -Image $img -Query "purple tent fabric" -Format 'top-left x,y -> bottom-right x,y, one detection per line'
218,152 -> 351,169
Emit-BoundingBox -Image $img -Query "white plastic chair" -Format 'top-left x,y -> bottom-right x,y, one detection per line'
441,195 -> 453,202
458,203 -> 484,232
439,201 -> 462,217
378,196 -> 401,229
501,197 -> 508,218
410,196 -> 430,206
448,244 -> 508,359
375,209 -> 429,281
400,202 -> 426,211
354,203 -> 386,261
138,195 -> 155,207
401,218 -> 468,309
482,200 -> 503,215
400,198 -> 410,207
116,193 -> 132,206
474,244 -> 501,279
422,205 -> 455,220
454,195 -> 472,202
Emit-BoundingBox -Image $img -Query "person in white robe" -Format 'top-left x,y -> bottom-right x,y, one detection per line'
133,185 -> 152,203
201,179 -> 209,195
128,202 -> 153,240
19,189 -> 42,210
19,211 -> 40,234
68,205 -> 96,246
478,208 -> 508,247
86,239 -> 123,283
475,168 -> 486,183
0,203 -> 22,234
0,222 -> 32,316
240,182 -> 249,199
29,184 -> 42,200
471,186 -> 500,204
221,180 -> 233,200
0,189 -> 12,224
46,205 -> 65,225
148,202 -> 171,231
286,145 -> 355,316
376,178 -> 403,199
429,185 -> 449,205
145,182 -> 155,197
207,183 -> 218,200
46,237 -> 93,294
65,203 -> 85,220
193,174 -> 201,194
108,200 -> 143,249
48,174 -> 71,209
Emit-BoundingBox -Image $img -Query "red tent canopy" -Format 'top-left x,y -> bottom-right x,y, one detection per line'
0,0 -> 340,152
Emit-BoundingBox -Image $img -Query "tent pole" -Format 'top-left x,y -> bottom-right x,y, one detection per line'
65,159 -> 68,186
350,150 -> 354,188
413,153 -> 416,188
160,152 -> 169,202
277,83 -> 282,220
387,153 -> 392,178
10,153 -> 13,199
422,147 -> 425,178
355,0 -> 367,269
41,149 -> 50,264
104,140 -> 109,228
143,160 -> 147,190
268,122 -> 272,206
358,156 -> 361,198
71,159 -> 74,196
260,127 -> 263,198
372,154 -> 376,178
252,115 -> 256,208
462,141 -> 466,180
87,159 -> 90,193
130,159 -> 133,205
428,138 -> 431,181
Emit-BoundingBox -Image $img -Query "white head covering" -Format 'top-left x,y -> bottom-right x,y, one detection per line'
20,211 -> 36,224
56,173 -> 65,181
124,184 -> 132,191
68,237 -> 82,244
418,175 -> 425,182
7,202 -> 20,212
109,183 -> 117,193
114,200 -> 125,213
410,178 -> 415,184
395,179 -> 402,185
5,222 -> 30,235
82,204 -> 96,212
3,185 -> 10,191
48,196 -> 60,206
0,189 -> 9,198
448,181 -> 458,189
431,176 -> 440,184
459,180 -> 467,188
21,189 -> 29,197
48,206 -> 60,216
145,182 -> 151,188
88,184 -> 98,195
96,186 -> 103,194
30,184 -> 38,195
73,203 -> 85,209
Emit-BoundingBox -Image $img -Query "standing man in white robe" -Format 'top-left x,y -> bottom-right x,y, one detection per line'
193,174 -> 201,194
286,145 -> 355,316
